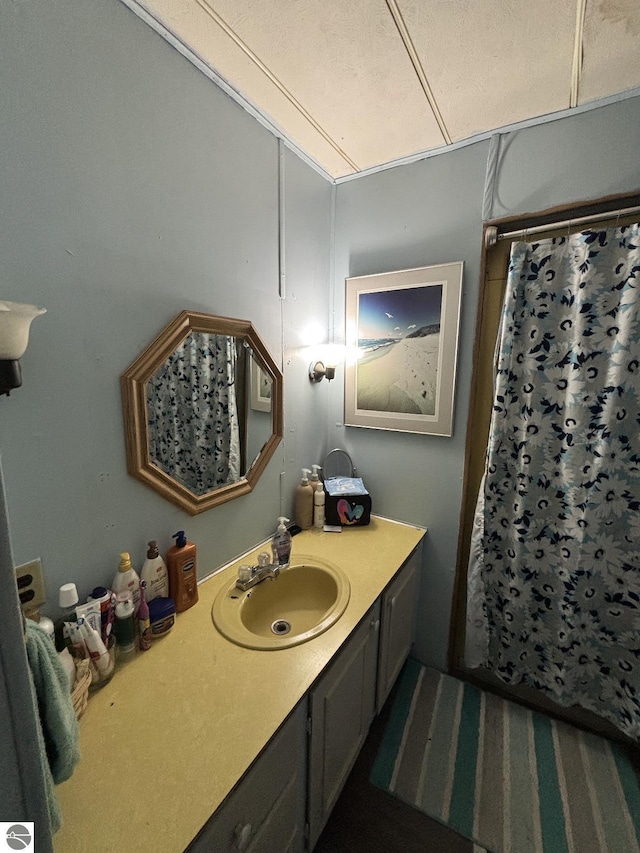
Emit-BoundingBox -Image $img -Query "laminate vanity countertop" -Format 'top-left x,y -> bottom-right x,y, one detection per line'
53,516 -> 425,852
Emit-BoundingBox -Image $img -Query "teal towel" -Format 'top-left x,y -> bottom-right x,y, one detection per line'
25,620 -> 81,834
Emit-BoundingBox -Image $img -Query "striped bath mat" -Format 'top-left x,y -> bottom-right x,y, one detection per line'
371,659 -> 640,853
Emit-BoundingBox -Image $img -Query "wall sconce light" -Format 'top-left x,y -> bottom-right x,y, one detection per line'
309,361 -> 336,383
0,300 -> 47,396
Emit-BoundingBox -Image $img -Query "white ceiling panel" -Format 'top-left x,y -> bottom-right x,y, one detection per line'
579,0 -> 640,104
138,0 -> 356,176
130,0 -> 640,179
189,0 -> 446,170
397,0 -> 576,142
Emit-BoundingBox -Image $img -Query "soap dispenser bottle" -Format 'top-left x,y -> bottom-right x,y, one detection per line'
166,530 -> 199,613
271,517 -> 292,568
295,468 -> 314,530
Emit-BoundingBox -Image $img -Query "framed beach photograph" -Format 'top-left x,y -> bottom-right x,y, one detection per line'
250,357 -> 272,412
344,262 -> 463,436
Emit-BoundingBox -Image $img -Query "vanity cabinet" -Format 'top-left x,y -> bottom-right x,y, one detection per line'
52,518 -> 426,853
187,701 -> 307,853
376,548 -> 420,713
188,546 -> 421,853
307,601 -> 381,849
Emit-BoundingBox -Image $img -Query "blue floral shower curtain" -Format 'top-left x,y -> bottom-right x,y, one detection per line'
466,223 -> 640,737
147,332 -> 241,495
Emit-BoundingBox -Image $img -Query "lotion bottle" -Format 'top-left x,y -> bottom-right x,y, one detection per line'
112,552 -> 141,614
295,468 -> 314,530
140,540 -> 169,602
166,530 -> 199,613
271,517 -> 292,568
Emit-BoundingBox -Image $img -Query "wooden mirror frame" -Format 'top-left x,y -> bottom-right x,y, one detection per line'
121,311 -> 283,515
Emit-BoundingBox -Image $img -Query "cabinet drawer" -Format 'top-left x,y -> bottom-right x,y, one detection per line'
187,701 -> 307,853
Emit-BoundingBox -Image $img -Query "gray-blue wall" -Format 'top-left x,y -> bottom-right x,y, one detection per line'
2,0 -> 640,832
0,0 -> 331,611
332,96 -> 640,669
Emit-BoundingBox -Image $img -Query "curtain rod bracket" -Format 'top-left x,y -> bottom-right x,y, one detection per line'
485,226 -> 498,249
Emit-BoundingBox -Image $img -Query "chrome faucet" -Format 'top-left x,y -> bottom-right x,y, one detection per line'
235,551 -> 280,591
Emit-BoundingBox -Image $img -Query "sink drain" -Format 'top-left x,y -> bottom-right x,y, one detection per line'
271,619 -> 291,636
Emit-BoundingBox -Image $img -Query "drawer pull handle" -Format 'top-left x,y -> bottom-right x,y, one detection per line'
234,822 -> 252,851
371,618 -> 380,632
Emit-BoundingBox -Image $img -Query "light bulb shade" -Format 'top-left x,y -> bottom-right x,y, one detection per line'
0,300 -> 46,360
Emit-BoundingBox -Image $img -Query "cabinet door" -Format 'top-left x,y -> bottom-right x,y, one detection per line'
307,602 -> 380,850
376,548 -> 420,713
187,700 -> 307,853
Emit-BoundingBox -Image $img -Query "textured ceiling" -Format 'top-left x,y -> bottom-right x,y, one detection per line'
131,0 -> 640,179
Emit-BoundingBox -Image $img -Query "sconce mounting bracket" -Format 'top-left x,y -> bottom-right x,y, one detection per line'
309,361 -> 335,383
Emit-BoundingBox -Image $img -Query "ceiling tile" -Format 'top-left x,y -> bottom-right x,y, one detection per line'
397,0 -> 576,141
131,0 -> 640,179
579,0 -> 640,104
140,0 -> 357,177
202,0 -> 446,170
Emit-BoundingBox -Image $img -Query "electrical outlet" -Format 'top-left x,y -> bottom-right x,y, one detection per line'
15,558 -> 46,612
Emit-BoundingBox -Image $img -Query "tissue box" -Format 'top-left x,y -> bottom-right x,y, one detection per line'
324,477 -> 372,527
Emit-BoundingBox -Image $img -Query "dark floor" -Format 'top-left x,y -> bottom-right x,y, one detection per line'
313,686 -> 479,853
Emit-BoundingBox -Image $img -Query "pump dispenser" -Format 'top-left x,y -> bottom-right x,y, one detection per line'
295,468 -> 314,530
141,540 -> 169,602
166,530 -> 199,612
271,517 -> 292,567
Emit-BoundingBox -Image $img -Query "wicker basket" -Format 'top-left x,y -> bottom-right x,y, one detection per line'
71,658 -> 91,719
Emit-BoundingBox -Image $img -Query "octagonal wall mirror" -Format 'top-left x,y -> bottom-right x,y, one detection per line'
121,311 -> 283,514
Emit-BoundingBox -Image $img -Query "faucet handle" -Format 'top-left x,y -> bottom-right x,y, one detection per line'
238,565 -> 252,583
257,552 -> 270,567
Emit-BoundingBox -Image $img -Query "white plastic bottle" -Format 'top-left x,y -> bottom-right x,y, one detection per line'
77,616 -> 113,678
140,540 -> 169,602
310,464 -> 321,490
311,465 -> 324,529
58,582 -> 79,643
271,517 -> 292,567
295,469 -> 314,530
313,480 -> 325,529
112,552 -> 141,614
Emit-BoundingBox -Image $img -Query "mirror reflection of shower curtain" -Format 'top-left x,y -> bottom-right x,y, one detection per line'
147,332 -> 241,495
465,223 -> 640,738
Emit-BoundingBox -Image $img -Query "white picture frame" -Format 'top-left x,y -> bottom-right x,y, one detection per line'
344,262 -> 463,436
250,357 -> 272,412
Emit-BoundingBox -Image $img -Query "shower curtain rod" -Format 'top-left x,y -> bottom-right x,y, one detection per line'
485,204 -> 640,248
